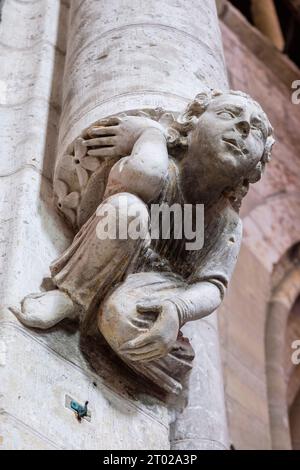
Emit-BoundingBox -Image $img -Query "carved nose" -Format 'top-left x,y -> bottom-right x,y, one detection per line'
236,120 -> 250,137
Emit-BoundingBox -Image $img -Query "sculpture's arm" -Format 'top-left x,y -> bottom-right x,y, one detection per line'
104,127 -> 169,203
120,214 -> 242,362
118,282 -> 222,363
165,281 -> 223,327
170,215 -> 243,326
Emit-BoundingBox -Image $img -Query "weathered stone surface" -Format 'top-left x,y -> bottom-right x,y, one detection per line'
58,0 -> 228,157
171,314 -> 229,450
0,322 -> 169,450
0,0 -> 68,180
0,169 -> 72,308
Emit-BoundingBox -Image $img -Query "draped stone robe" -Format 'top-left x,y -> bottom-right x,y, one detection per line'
51,137 -> 242,393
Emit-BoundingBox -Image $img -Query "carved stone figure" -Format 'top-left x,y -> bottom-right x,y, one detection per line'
11,90 -> 274,394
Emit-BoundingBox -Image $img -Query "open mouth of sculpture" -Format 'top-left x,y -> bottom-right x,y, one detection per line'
222,137 -> 242,152
222,137 -> 249,155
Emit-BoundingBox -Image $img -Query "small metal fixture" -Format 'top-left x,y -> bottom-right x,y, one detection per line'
65,395 -> 91,422
71,400 -> 89,422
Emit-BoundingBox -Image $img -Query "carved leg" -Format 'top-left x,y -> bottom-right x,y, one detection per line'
12,193 -> 150,331
10,290 -> 78,329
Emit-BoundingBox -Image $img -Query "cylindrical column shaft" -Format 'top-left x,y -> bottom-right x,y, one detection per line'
58,0 -> 229,450
58,0 -> 228,157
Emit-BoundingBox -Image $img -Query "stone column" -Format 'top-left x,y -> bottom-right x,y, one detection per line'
1,0 -> 230,450
266,299 -> 292,450
58,0 -> 229,451
0,0 -> 73,449
171,316 -> 229,450
58,0 -> 228,157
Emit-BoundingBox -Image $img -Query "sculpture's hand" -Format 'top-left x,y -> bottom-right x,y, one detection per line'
82,115 -> 165,158
119,299 -> 179,362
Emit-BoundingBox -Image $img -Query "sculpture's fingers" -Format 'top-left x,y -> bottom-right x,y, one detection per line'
122,344 -> 156,356
124,347 -> 162,362
83,137 -> 116,147
9,306 -> 25,322
95,116 -> 121,127
119,333 -> 154,350
130,317 -> 152,330
126,353 -> 161,362
87,147 -> 117,157
87,126 -> 119,137
138,352 -> 165,362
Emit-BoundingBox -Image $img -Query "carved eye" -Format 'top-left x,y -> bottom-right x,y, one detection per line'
251,124 -> 265,139
251,119 -> 267,139
217,110 -> 235,119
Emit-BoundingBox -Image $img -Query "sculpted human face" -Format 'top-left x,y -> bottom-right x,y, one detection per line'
187,94 -> 269,186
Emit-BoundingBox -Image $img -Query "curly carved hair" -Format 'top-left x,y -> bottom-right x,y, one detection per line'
165,89 -> 275,211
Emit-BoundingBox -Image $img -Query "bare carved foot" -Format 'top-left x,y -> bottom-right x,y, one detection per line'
10,290 -> 79,329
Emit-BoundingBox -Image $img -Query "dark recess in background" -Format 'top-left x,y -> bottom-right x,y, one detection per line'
229,0 -> 300,68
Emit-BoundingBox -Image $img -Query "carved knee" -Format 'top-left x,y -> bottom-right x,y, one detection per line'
98,289 -> 137,354
97,193 -> 149,241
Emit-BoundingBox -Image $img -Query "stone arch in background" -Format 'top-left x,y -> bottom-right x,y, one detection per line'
286,294 -> 300,450
243,193 -> 300,274
242,190 -> 300,449
265,246 -> 300,450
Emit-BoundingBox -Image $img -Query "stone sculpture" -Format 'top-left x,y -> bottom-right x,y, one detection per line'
11,90 -> 274,394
